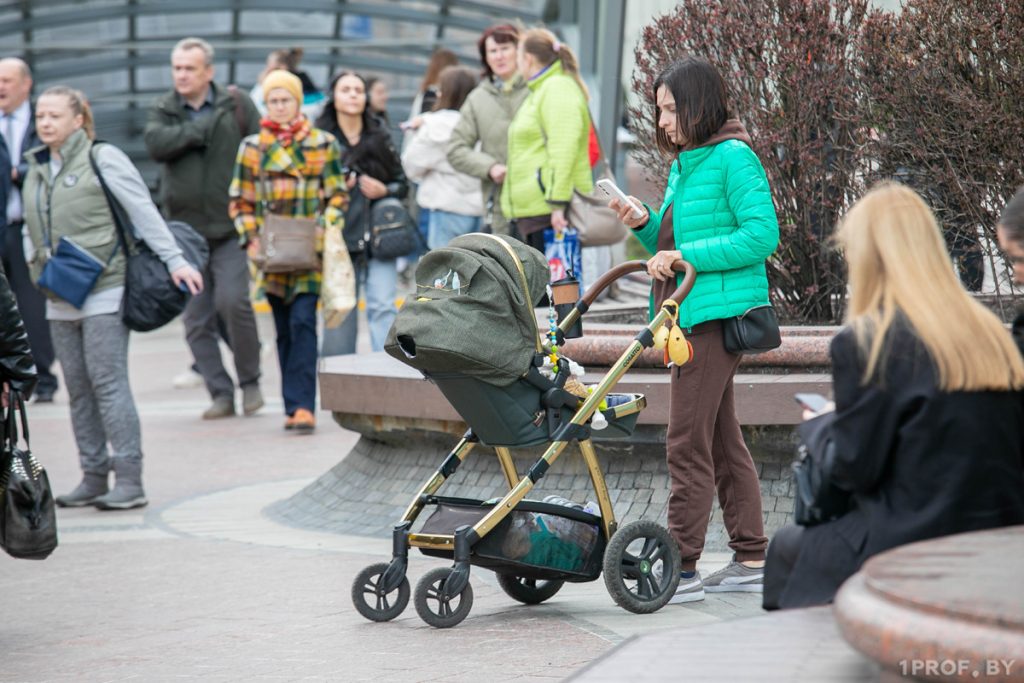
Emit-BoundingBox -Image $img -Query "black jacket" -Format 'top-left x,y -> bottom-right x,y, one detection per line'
780,319 -> 1024,608
1014,310 -> 1024,359
318,118 -> 408,254
0,261 -> 37,404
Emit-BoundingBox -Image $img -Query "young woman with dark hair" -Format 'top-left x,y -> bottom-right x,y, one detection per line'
609,55 -> 779,603
402,66 -> 483,249
997,186 -> 1024,355
446,23 -> 527,236
315,71 -> 408,356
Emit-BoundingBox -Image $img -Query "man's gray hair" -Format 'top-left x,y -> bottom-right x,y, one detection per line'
172,37 -> 214,66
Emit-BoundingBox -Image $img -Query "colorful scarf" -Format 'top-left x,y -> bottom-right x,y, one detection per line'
260,116 -> 310,148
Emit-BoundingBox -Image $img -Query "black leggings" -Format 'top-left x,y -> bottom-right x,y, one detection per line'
762,524 -> 804,610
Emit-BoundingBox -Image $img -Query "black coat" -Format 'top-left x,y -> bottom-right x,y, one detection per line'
0,261 -> 37,409
779,319 -> 1024,608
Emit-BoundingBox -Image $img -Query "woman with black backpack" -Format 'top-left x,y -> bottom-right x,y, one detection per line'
317,71 -> 409,356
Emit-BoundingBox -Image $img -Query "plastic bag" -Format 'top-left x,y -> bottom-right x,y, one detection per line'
543,228 -> 583,297
322,224 -> 356,328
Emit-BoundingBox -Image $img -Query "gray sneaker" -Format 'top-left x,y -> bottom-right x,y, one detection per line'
703,560 -> 764,593
202,395 -> 236,420
242,384 -> 264,416
669,570 -> 705,604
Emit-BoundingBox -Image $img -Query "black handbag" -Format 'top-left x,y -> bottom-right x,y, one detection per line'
792,418 -> 851,526
89,145 -> 210,332
1,391 -> 58,560
369,197 -> 420,260
723,304 -> 782,354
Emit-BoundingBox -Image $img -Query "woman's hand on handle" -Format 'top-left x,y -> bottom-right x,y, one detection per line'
171,265 -> 204,296
647,250 -> 682,281
610,196 -> 649,229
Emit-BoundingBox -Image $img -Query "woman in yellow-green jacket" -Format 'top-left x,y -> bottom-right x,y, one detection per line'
501,28 -> 592,251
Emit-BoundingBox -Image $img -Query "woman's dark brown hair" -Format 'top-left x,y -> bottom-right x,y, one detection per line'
477,23 -> 519,79
1000,186 -> 1024,244
419,48 -> 459,92
434,66 -> 478,112
652,56 -> 730,155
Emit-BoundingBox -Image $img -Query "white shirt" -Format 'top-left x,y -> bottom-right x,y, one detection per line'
2,99 -> 31,221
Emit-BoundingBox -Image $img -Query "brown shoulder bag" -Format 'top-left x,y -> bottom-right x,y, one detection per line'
255,156 -> 320,274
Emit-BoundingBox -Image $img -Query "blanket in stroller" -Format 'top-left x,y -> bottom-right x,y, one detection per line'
385,234 -> 548,387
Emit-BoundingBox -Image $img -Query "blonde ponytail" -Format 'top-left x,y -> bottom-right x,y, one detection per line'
521,28 -> 589,100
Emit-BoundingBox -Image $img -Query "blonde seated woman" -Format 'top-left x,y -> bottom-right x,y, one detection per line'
763,182 -> 1024,610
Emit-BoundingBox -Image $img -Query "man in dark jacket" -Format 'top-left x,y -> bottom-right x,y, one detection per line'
145,38 -> 264,420
0,57 -> 56,403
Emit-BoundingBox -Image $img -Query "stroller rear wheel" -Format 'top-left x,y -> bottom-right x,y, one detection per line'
414,567 -> 474,628
496,574 -> 565,605
352,562 -> 410,622
603,520 -> 681,614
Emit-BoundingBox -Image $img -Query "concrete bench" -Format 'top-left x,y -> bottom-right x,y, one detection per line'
835,526 -> 1024,682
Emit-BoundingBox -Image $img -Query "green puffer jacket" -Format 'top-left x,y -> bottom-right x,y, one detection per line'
633,139 -> 779,328
500,61 -> 592,220
447,75 -> 528,235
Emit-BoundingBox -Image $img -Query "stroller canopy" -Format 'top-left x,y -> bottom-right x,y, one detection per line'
385,234 -> 549,386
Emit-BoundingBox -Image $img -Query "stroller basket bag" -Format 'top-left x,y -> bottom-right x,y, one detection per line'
384,234 -> 549,388
418,496 -> 605,582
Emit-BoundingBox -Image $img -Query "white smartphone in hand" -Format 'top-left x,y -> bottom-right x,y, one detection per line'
596,178 -> 644,219
794,393 -> 830,413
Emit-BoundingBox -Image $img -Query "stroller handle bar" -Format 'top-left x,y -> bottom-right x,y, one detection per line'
579,258 -> 696,307
556,258 -> 695,339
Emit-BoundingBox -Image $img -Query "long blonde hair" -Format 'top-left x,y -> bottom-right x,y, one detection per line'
520,28 -> 589,100
837,182 -> 1024,391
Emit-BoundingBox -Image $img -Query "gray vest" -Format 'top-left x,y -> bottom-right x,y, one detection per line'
24,129 -> 126,294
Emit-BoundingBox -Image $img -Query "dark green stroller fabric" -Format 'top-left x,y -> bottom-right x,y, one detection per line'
385,234 -> 548,387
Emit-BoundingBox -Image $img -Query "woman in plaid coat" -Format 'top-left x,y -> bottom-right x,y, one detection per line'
229,70 -> 348,433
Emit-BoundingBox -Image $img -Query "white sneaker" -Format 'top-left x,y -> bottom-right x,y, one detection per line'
172,369 -> 203,389
703,560 -> 764,593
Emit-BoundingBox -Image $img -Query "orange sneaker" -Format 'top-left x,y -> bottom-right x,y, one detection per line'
291,408 -> 316,433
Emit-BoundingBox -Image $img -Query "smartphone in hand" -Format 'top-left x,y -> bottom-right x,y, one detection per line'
794,393 -> 830,413
595,178 -> 644,219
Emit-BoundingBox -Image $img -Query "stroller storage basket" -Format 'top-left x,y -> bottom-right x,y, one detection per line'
418,496 -> 605,582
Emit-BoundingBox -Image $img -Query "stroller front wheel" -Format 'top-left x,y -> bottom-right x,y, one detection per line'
414,567 -> 474,628
603,520 -> 681,614
352,562 -> 410,622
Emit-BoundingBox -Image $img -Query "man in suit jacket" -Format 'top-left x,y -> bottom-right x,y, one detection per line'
0,57 -> 56,403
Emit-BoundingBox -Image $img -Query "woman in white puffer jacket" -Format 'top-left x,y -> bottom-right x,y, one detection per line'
402,66 -> 483,249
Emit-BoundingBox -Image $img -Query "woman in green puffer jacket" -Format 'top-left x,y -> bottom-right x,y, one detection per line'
611,56 -> 780,603
501,28 -> 592,252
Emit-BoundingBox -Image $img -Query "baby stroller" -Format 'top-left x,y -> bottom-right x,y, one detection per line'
351,234 -> 696,628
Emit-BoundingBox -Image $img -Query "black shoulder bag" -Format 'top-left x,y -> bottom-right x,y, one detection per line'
723,304 -> 782,354
791,415 -> 852,526
1,391 -> 58,560
88,144 -> 209,332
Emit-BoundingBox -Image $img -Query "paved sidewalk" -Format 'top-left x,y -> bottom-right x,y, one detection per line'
0,317 -> 763,682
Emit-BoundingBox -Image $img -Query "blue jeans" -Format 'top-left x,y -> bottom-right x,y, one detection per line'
427,210 -> 481,250
267,293 -> 318,414
321,256 -> 398,355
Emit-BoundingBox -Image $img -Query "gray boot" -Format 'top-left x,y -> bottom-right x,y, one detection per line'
56,472 -> 109,508
92,458 -> 148,510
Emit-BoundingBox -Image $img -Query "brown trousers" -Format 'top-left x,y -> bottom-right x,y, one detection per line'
666,319 -> 768,570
